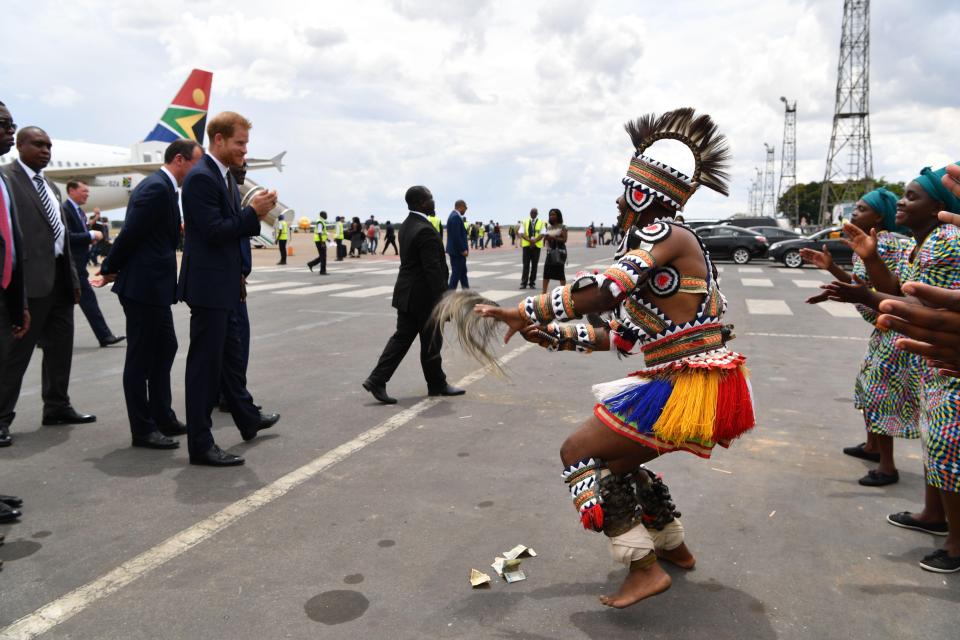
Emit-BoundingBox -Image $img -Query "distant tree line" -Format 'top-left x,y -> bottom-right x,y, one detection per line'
777,178 -> 906,223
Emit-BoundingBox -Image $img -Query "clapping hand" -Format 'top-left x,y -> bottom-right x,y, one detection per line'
799,244 -> 835,271
938,165 -> 960,226
877,281 -> 960,377
822,274 -> 874,306
840,223 -> 878,260
251,189 -> 278,219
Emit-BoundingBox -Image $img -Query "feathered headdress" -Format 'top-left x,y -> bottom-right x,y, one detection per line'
622,108 -> 731,215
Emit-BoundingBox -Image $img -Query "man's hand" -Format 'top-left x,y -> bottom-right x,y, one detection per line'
876,282 -> 960,375
90,230 -> 104,243
240,276 -> 247,303
12,309 -> 30,339
251,189 -> 278,219
840,222 -> 878,260
800,245 -> 834,271
89,272 -> 116,288
462,250 -> 468,257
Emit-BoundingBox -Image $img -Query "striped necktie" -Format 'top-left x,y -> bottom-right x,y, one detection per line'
32,175 -> 64,243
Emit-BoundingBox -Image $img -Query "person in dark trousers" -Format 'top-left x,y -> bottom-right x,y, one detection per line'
381,220 -> 398,255
307,210 -> 329,274
362,186 -> 465,404
446,199 -> 469,289
519,207 -> 545,289
62,180 -> 124,347
93,140 -> 202,449
177,111 -> 276,467
0,124 -> 95,446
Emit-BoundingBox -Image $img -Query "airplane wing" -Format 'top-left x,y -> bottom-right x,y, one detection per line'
43,151 -> 286,182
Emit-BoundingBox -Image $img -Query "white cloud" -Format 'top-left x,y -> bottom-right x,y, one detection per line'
40,86 -> 82,108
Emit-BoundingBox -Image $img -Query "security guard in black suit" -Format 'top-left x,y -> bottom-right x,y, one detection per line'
362,186 -> 465,404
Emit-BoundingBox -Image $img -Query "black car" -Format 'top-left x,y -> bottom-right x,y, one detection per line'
694,225 -> 769,264
718,216 -> 781,228
767,227 -> 852,268
746,226 -> 803,243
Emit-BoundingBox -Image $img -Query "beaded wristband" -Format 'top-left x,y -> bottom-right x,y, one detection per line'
549,285 -> 577,321
519,293 -> 555,324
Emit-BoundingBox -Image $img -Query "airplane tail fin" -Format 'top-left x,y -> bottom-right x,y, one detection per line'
144,69 -> 213,144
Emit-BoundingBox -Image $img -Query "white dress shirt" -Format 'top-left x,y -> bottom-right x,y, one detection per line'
18,159 -> 64,256
160,166 -> 178,191
207,153 -> 230,185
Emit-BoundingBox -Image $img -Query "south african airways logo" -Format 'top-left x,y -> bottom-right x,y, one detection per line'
144,69 -> 213,145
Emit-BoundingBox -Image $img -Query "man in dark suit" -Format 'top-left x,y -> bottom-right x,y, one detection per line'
63,180 -> 123,347
446,199 -> 469,290
0,125 -> 94,445
362,186 -> 465,404
92,140 -> 203,449
178,111 -> 276,466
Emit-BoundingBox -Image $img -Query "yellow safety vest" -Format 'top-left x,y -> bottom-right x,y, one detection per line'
521,218 -> 545,248
277,220 -> 289,241
428,215 -> 441,233
335,222 -> 344,240
479,225 -> 485,237
313,219 -> 328,243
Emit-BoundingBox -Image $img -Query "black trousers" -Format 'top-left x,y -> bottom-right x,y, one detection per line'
76,262 -> 112,342
448,254 -> 469,289
307,241 -> 327,273
368,305 -> 446,389
0,260 -> 75,429
119,297 -> 178,438
335,239 -> 345,260
381,237 -> 398,255
521,246 -> 541,286
277,240 -> 287,264
219,300 -> 259,430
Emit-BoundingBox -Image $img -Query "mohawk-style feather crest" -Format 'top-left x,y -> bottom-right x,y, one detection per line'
624,107 -> 731,196
429,291 -> 509,378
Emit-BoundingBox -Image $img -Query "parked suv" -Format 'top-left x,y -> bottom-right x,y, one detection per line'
694,225 -> 768,264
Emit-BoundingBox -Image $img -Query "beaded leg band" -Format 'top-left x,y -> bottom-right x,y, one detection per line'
562,458 -> 605,532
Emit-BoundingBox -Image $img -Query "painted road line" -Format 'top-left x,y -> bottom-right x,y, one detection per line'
738,267 -> 762,273
792,280 -> 825,288
331,285 -> 396,298
741,278 -> 774,287
476,260 -> 514,266
464,270 -> 500,278
365,268 -> 402,275
494,273 -> 524,281
245,281 -> 312,293
819,301 -> 862,318
0,345 -> 533,640
273,284 -> 358,296
743,331 -> 867,341
745,299 -> 793,315
477,290 -> 525,302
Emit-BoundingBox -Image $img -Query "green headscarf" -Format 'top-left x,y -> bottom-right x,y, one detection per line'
861,188 -> 906,234
915,163 -> 960,215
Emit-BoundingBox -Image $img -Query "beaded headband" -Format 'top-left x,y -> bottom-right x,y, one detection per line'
622,108 -> 731,214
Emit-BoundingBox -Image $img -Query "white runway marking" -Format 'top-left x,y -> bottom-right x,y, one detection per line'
475,260 -> 514,266
792,280 -> 825,288
0,346 -> 533,640
738,267 -> 762,273
715,266 -> 725,272
366,268 -> 401,275
744,331 -> 867,341
477,290 -> 525,302
495,273 -> 524,281
741,278 -> 773,287
245,281 -> 311,293
819,301 -> 862,318
745,299 -> 793,315
273,284 -> 357,295
331,285 -> 396,298
465,270 -> 500,278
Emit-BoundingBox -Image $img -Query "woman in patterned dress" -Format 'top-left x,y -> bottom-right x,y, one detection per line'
825,163 -> 960,573
800,189 -> 917,486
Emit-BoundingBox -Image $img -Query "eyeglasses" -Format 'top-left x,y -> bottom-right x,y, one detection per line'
0,119 -> 16,132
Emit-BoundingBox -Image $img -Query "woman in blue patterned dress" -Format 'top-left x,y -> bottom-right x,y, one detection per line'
825,163 -> 960,573
801,189 -> 917,486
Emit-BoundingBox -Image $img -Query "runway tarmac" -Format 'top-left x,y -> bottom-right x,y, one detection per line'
1,233 -> 956,639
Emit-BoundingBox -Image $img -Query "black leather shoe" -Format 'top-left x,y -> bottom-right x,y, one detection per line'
132,432 -> 180,450
362,379 -> 397,405
0,502 -> 21,523
428,384 -> 466,397
0,495 -> 23,508
189,445 -> 244,467
42,408 -> 96,425
158,419 -> 187,436
241,413 -> 281,442
0,427 -> 10,447
99,334 -> 126,347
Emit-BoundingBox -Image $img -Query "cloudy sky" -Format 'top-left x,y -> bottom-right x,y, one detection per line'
3,0 -> 958,224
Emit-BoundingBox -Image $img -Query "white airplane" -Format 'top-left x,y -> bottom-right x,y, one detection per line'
0,69 -> 292,243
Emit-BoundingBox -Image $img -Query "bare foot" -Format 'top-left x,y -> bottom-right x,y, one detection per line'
599,561 -> 672,608
657,542 -> 696,569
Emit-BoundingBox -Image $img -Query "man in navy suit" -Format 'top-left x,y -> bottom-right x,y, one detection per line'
93,139 -> 203,449
63,180 -> 123,347
446,199 -> 469,290
178,112 -> 276,466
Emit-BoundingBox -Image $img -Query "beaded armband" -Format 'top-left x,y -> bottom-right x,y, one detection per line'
540,322 -> 596,353
519,284 -> 579,324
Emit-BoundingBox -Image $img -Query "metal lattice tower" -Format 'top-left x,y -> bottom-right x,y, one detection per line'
751,168 -> 763,215
762,144 -> 776,216
778,97 -> 798,222
819,0 -> 873,224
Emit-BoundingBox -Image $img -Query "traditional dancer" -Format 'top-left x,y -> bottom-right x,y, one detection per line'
824,163 -> 960,573
800,189 -> 918,486
473,109 -> 756,606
